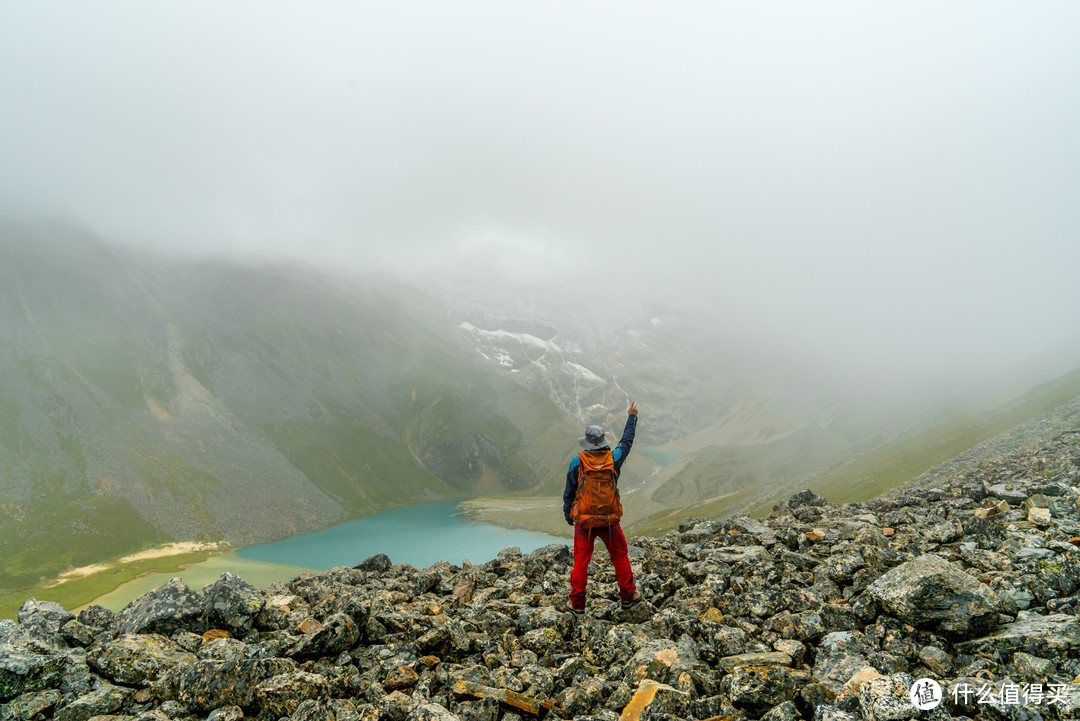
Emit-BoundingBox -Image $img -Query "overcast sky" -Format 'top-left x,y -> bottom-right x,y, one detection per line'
2,2 -> 1078,381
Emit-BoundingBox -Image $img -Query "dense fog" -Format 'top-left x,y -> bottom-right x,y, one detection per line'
2,2 -> 1078,389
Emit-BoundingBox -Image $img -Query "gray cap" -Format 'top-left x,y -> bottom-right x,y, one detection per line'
578,425 -> 608,451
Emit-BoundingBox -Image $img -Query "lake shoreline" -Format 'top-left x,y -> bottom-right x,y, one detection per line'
84,501 -> 565,612
3,501 -> 568,619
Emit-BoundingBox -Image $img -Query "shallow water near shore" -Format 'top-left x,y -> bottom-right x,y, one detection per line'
235,501 -> 565,569
89,501 -> 565,611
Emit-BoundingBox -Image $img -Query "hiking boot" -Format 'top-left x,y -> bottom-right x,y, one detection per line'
621,591 -> 642,611
570,607 -> 586,621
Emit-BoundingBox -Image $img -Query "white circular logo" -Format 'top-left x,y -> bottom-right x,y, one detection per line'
909,678 -> 943,710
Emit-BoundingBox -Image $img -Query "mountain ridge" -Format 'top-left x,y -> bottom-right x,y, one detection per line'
0,222 -> 568,590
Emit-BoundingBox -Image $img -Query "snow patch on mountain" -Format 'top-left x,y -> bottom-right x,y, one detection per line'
459,322 -> 564,355
566,362 -> 604,384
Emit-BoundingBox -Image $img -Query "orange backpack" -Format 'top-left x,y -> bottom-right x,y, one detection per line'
570,450 -> 623,529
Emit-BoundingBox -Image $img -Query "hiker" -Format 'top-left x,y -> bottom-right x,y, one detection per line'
563,400 -> 640,617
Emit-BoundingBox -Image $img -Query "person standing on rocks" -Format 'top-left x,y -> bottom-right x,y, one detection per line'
563,401 -> 641,618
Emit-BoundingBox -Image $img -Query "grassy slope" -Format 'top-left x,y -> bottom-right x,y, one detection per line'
806,366 -> 1080,504
649,424 -> 850,506
628,366 -> 1080,533
0,549 -> 220,621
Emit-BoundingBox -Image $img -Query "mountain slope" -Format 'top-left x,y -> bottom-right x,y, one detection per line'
648,424 -> 852,506
0,221 -> 568,590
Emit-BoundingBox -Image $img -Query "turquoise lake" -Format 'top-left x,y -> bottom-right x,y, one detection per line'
88,502 -> 566,611
235,501 -> 566,569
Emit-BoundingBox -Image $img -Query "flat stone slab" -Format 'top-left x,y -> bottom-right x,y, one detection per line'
718,652 -> 793,670
986,484 -> 1028,504
954,613 -> 1080,662
702,546 -> 769,564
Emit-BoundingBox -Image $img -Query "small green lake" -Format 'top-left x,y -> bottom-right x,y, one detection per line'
236,501 -> 564,569
90,502 -> 564,611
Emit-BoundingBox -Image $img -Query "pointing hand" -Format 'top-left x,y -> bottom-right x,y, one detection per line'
628,401 -> 638,416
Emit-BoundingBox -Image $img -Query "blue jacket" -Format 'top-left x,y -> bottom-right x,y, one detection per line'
563,414 -> 637,523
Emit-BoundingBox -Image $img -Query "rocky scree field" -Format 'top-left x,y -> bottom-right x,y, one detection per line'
2,432 -> 1080,721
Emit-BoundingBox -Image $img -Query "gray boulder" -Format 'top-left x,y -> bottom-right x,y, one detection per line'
116,578 -> 207,636
16,601 -> 73,633
0,688 -> 60,721
355,554 -> 392,573
254,671 -> 329,719
75,606 -> 115,631
168,658 -> 297,712
858,673 -> 949,720
52,684 -> 131,721
0,648 -> 66,702
205,573 -> 264,636
953,613 -> 1080,662
865,553 -> 1003,639
87,633 -> 196,686
291,613 -> 360,658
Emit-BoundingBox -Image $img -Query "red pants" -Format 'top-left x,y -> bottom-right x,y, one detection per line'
569,522 -> 636,609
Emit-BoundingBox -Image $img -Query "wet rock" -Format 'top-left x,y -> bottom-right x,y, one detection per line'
729,665 -> 808,713
58,622 -> 96,649
858,672 -> 948,720
87,634 -> 196,686
196,638 -> 247,662
764,610 -> 825,641
254,672 -> 330,718
292,699 -> 335,721
0,650 -> 66,702
717,652 -> 792,670
865,553 -> 1003,639
75,607 -> 114,633
0,688 -> 60,721
761,700 -> 801,721
1011,651 -> 1055,680
53,685 -> 131,721
916,646 -> 951,677
17,602 -> 74,635
953,612 -> 1080,662
405,703 -> 459,721
204,574 -> 264,636
355,555 -> 392,573
986,483 -> 1028,504
785,490 -> 831,509
170,658 -> 297,712
813,653 -> 876,691
291,614 -> 359,658
116,579 -> 206,637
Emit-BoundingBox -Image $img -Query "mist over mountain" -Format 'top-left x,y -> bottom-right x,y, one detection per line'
0,220 -> 581,589
5,218 -> 1077,596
